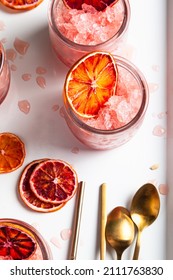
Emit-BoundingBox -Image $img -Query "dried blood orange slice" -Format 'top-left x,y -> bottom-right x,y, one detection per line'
64,51 -> 118,118
19,159 -> 66,213
63,0 -> 119,11
0,132 -> 25,173
0,0 -> 43,10
0,226 -> 36,260
29,159 -> 78,204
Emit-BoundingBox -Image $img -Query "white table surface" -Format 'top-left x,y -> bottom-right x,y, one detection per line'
0,0 -> 167,260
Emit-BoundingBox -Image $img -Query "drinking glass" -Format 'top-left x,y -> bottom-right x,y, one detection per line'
0,43 -> 10,105
48,0 -> 130,67
63,55 -> 149,150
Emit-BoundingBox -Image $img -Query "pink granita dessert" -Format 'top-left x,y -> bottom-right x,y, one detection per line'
54,1 -> 124,45
0,247 -> 43,260
0,220 -> 51,260
84,67 -> 142,130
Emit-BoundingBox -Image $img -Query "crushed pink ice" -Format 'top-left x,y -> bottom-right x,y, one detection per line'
85,67 -> 142,130
54,1 -> 124,45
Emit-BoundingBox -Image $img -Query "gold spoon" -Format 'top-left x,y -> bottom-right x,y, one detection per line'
105,206 -> 135,260
130,183 -> 160,260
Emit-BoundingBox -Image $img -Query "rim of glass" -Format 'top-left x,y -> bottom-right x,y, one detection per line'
64,55 -> 149,135
0,218 -> 52,260
0,43 -> 5,75
49,0 -> 131,50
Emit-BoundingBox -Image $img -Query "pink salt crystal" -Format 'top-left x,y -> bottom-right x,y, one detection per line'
158,111 -> 166,119
59,106 -> 65,118
36,66 -> 47,75
18,100 -> 31,114
60,228 -> 71,240
158,184 -> 168,195
10,64 -> 17,71
14,37 -> 30,55
6,49 -> 17,62
36,76 -> 46,89
52,104 -> 60,111
22,73 -> 32,81
71,147 -> 80,154
148,83 -> 159,93
50,236 -> 62,249
54,1 -> 124,45
153,125 -> 166,137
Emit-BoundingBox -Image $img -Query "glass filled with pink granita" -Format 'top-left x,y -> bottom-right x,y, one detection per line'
0,219 -> 52,260
48,0 -> 130,67
0,43 -> 10,105
63,52 -> 149,150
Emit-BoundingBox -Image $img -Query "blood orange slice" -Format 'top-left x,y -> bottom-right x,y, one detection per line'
0,132 -> 25,173
29,159 -> 78,204
64,51 -> 118,118
19,159 -> 66,213
63,0 -> 119,11
0,226 -> 36,260
0,0 -> 43,10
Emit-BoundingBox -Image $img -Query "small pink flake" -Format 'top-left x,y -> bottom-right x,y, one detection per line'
36,66 -> 47,75
10,64 -> 17,71
36,76 -> 46,89
52,104 -> 60,111
22,73 -> 32,81
148,83 -> 159,93
158,184 -> 168,195
14,37 -> 30,55
60,229 -> 72,241
59,107 -> 65,118
18,100 -> 31,114
153,125 -> 166,137
6,49 -> 17,62
50,236 -> 62,249
158,111 -> 167,119
71,147 -> 80,154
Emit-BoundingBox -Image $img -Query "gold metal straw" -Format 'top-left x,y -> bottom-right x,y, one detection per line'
69,181 -> 85,260
100,183 -> 107,260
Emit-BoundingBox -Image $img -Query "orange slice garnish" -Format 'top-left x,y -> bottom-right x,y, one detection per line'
64,51 -> 118,118
29,159 -> 78,204
0,132 -> 25,173
0,225 -> 36,260
0,0 -> 43,10
63,0 -> 119,11
19,159 -> 66,213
